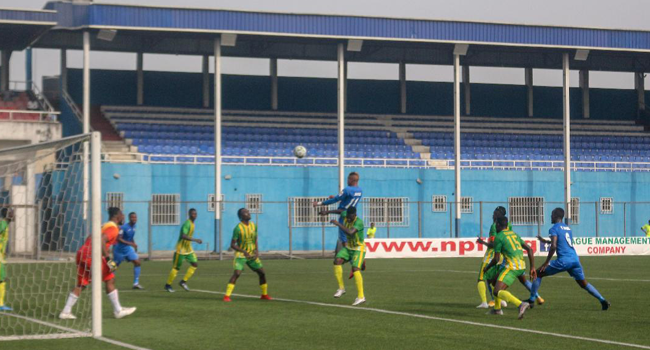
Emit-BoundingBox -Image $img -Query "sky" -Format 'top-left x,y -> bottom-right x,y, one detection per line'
6,0 -> 650,90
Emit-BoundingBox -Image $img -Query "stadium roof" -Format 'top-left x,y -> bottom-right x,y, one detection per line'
27,2 -> 650,72
0,8 -> 57,50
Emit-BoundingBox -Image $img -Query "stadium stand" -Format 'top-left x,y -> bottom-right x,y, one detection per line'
100,105 -> 650,170
0,91 -> 45,121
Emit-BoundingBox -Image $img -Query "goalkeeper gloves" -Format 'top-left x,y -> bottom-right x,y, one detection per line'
106,259 -> 118,272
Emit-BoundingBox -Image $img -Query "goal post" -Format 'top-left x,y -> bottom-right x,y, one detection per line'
0,132 -> 102,341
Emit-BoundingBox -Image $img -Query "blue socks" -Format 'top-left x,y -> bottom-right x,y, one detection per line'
584,283 -> 606,302
529,277 -> 543,301
523,280 -> 541,299
134,266 -> 141,285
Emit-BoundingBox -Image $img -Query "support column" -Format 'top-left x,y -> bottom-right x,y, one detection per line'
399,62 -> 407,114
25,48 -> 33,87
90,132 -> 102,338
202,55 -> 209,108
214,38 -> 222,257
579,69 -> 589,119
462,65 -> 470,115
562,53 -> 572,224
270,58 -> 278,110
337,43 -> 346,190
453,54 -> 462,237
525,68 -> 533,117
0,50 -> 11,91
635,72 -> 646,117
344,60 -> 348,113
60,50 -> 67,91
82,31 -> 91,222
136,52 -> 144,106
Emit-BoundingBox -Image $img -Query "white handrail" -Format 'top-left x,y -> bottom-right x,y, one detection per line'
61,87 -> 91,131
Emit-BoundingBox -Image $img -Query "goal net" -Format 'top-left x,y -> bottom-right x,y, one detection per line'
0,133 -> 102,341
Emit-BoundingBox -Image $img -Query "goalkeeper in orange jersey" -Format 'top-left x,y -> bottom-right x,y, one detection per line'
59,207 -> 136,320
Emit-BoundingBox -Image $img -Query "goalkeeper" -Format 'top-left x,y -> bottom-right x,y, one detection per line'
59,207 -> 136,320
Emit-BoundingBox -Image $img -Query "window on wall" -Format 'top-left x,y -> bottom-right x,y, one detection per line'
432,195 -> 447,212
106,192 -> 124,211
289,197 -> 337,227
461,197 -> 473,214
151,194 -> 180,225
508,197 -> 544,225
362,197 -> 409,227
246,194 -> 263,214
600,197 -> 614,214
571,198 -> 580,225
208,194 -> 225,212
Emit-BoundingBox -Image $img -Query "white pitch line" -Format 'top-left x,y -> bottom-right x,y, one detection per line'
0,313 -> 152,350
194,289 -> 650,350
97,336 -> 153,350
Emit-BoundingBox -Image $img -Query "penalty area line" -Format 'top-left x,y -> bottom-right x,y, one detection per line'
194,289 -> 650,350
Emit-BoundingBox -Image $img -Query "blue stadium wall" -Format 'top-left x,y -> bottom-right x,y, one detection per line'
102,163 -> 648,253
66,69 -> 643,122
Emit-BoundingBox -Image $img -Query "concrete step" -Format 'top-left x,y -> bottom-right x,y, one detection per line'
419,153 -> 431,160
396,132 -> 413,139
404,139 -> 422,146
412,145 -> 429,153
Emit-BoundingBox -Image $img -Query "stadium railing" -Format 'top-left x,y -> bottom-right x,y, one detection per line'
106,199 -> 646,261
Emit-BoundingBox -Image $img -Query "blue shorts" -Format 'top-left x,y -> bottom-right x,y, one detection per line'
544,259 -> 585,281
337,216 -> 347,243
113,246 -> 139,265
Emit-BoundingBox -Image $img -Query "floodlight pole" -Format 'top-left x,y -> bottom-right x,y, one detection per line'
337,43 -> 345,190
214,37 -> 223,259
562,52 -> 572,225
453,53 -> 461,238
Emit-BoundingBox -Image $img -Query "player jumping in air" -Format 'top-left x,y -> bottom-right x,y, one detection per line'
165,208 -> 202,293
526,208 -> 610,310
223,208 -> 271,302
114,212 -> 144,289
483,216 -> 536,319
59,207 -> 136,319
330,206 -> 366,306
0,208 -> 14,311
476,207 -> 544,309
314,172 -> 363,279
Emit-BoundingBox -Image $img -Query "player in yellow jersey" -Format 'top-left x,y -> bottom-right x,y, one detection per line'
330,206 -> 366,306
367,222 -> 377,239
641,220 -> 650,237
0,208 -> 14,311
165,209 -> 202,293
224,208 -> 271,302
483,216 -> 536,319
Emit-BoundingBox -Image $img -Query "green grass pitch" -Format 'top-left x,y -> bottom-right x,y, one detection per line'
3,256 -> 649,350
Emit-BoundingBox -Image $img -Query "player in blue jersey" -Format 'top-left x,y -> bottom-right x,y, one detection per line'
527,208 -> 610,310
314,172 -> 363,281
113,212 -> 144,289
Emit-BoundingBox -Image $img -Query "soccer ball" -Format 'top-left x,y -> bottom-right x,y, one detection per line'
293,145 -> 307,158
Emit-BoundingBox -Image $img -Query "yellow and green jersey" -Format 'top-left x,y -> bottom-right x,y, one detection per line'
367,227 -> 376,239
344,217 -> 365,251
175,219 -> 195,255
493,229 -> 526,271
643,224 -> 650,237
482,222 -> 512,263
0,219 -> 8,261
232,222 -> 257,259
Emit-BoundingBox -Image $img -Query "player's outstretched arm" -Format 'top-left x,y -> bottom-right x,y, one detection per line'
330,219 -> 357,237
475,237 -> 494,248
521,241 -> 536,280
536,234 -> 551,244
318,208 -> 344,216
539,236 -> 557,273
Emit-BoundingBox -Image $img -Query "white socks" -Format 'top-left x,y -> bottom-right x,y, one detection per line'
107,289 -> 122,313
62,293 -> 79,314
